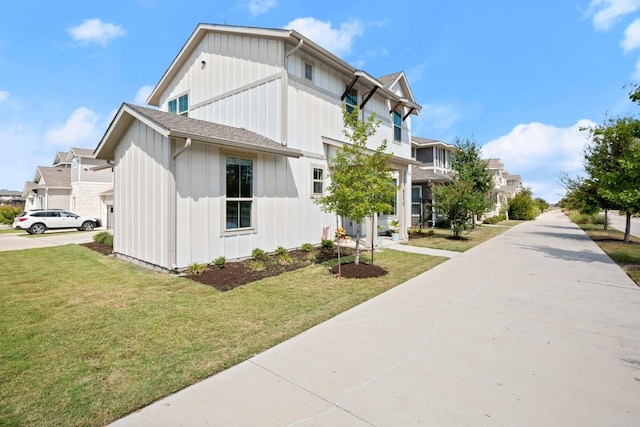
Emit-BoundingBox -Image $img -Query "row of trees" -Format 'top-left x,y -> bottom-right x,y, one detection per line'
561,86 -> 640,243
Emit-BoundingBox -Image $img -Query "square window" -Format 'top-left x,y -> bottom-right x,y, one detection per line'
345,88 -> 357,113
312,167 -> 324,195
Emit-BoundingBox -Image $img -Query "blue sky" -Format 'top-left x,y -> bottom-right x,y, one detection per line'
1,0 -> 639,203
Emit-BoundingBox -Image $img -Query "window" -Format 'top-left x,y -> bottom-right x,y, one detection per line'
345,88 -> 357,113
312,167 -> 324,195
304,63 -> 313,80
393,111 -> 402,142
226,157 -> 253,230
168,94 -> 189,116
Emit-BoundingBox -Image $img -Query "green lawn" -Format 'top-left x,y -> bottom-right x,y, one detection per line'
0,244 -> 445,427
579,224 -> 640,286
404,222 -> 522,252
0,227 -> 21,234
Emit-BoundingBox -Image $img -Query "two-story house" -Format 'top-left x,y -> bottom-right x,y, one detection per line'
484,158 -> 522,218
22,148 -> 113,224
93,23 -> 421,270
410,137 -> 456,227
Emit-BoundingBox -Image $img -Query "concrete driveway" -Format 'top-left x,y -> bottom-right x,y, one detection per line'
110,210 -> 640,426
0,228 -> 101,251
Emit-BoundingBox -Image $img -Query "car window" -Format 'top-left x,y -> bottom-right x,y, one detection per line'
32,212 -> 45,217
46,211 -> 60,217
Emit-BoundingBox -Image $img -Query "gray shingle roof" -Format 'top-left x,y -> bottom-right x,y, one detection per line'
378,72 -> 402,89
412,167 -> 454,183
70,147 -> 95,157
124,103 -> 302,157
37,166 -> 71,187
485,158 -> 503,169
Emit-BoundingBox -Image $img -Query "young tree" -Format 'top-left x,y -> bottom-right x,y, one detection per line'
450,137 -> 494,225
433,179 -> 475,238
583,115 -> 640,242
315,105 -> 396,265
508,188 -> 538,220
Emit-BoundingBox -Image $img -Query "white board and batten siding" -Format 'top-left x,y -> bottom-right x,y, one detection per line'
174,140 -> 334,267
113,121 -> 174,270
161,33 -> 285,143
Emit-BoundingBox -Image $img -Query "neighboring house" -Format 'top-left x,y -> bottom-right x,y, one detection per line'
94,23 -> 421,271
484,158 -> 522,218
0,190 -> 25,207
22,148 -> 113,225
410,137 -> 456,226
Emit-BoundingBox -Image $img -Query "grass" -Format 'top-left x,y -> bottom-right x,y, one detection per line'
578,224 -> 640,286
0,244 -> 446,427
405,221 -> 522,252
0,227 -> 21,234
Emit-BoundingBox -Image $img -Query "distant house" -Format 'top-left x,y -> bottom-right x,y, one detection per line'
410,137 -> 456,226
22,148 -> 113,225
485,158 -> 522,218
0,190 -> 25,207
93,23 -> 421,270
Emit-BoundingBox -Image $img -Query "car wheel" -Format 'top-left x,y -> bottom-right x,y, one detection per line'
29,223 -> 46,234
81,221 -> 95,231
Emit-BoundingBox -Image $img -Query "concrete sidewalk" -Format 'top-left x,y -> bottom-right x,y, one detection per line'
110,210 -> 640,426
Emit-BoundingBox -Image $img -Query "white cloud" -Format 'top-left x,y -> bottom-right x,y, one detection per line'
587,0 -> 640,31
285,17 -> 363,57
414,103 -> 460,137
482,120 -> 595,174
68,19 -> 126,46
482,120 -> 596,203
0,90 -> 8,103
622,18 -> 640,51
248,0 -> 277,17
133,85 -> 154,105
44,107 -> 102,148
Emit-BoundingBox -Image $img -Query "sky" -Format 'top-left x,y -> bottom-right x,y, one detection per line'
1,0 -> 640,203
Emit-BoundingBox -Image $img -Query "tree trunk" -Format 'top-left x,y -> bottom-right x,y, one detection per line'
604,209 -> 608,231
354,225 -> 361,265
625,211 -> 632,243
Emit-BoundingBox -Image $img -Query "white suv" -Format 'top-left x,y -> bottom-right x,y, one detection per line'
13,209 -> 102,234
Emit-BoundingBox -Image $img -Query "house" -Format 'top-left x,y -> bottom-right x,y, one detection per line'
484,158 -> 522,218
22,148 -> 113,224
410,137 -> 456,226
0,189 -> 25,207
93,23 -> 421,270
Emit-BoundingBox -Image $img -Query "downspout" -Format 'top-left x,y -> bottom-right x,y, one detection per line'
170,138 -> 192,270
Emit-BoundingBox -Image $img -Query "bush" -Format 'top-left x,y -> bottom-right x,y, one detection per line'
186,263 -> 207,276
569,212 -> 607,225
435,218 -> 451,229
251,248 -> 267,261
277,254 -> 294,265
321,239 -> 335,249
300,243 -> 314,252
0,206 -> 23,225
275,246 -> 288,256
93,231 -> 113,246
482,215 -> 505,225
249,260 -> 265,271
212,256 -> 226,269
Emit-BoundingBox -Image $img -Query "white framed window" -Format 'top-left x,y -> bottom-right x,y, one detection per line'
304,62 -> 313,81
345,88 -> 357,113
393,110 -> 402,142
226,156 -> 253,230
168,93 -> 189,116
311,166 -> 325,196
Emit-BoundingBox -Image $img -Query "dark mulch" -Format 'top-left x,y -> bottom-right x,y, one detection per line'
81,242 -> 386,291
331,262 -> 388,278
81,242 -> 113,256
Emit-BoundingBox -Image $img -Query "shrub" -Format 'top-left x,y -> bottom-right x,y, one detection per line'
275,246 -> 288,256
93,231 -> 113,246
249,260 -> 265,271
321,239 -> 335,249
277,254 -> 294,265
186,263 -> 207,276
0,206 -> 23,225
300,243 -> 314,252
212,256 -> 226,269
251,248 -> 267,261
435,218 -> 451,229
483,216 -> 501,225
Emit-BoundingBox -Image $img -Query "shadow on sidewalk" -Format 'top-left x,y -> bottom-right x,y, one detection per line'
518,243 -> 613,264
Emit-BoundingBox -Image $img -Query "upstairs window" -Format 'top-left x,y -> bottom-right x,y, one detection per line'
345,88 -> 358,113
168,94 -> 189,116
304,63 -> 313,80
393,111 -> 402,142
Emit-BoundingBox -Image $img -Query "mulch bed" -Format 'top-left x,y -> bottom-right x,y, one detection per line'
81,243 -> 388,291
